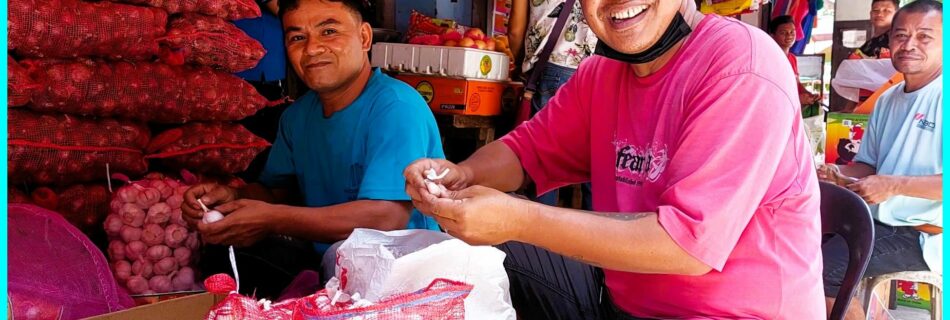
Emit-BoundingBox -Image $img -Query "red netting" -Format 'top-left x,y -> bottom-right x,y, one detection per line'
9,187 -> 31,203
25,59 -> 272,123
102,0 -> 261,20
9,57 -> 36,107
202,275 -> 470,320
146,122 -> 270,175
9,204 -> 136,319
292,278 -> 473,320
23,184 -> 112,241
8,110 -> 150,186
160,14 -> 266,73
104,176 -> 201,295
8,0 -> 167,60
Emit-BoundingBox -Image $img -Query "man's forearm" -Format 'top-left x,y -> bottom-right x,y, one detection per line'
894,174 -> 942,201
459,141 -> 527,192
268,200 -> 412,243
237,183 -> 280,203
839,162 -> 877,179
237,183 -> 300,205
513,200 -> 712,276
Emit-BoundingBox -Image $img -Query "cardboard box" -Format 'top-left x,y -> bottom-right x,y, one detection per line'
84,293 -> 223,320
372,42 -> 510,81
396,74 -> 517,116
824,113 -> 870,165
131,290 -> 206,306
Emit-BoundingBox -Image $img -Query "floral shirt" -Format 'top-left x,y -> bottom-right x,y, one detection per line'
522,0 -> 599,72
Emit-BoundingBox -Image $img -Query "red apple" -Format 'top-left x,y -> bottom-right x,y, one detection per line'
458,37 -> 476,48
443,40 -> 458,47
464,28 -> 486,41
474,39 -> 487,50
485,39 -> 496,51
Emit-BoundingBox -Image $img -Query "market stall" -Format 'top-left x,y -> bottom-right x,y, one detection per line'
7,0 -> 517,319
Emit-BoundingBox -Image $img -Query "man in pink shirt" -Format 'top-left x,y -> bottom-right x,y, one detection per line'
404,0 -> 825,317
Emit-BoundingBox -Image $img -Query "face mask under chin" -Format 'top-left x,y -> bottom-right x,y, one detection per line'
594,12 -> 692,64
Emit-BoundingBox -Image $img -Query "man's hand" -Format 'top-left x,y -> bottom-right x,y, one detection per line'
197,199 -> 274,247
422,185 -> 530,246
799,92 -> 820,105
817,164 -> 858,186
182,183 -> 239,227
404,158 -> 471,214
847,175 -> 900,205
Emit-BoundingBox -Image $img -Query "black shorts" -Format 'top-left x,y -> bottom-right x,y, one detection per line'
497,242 -> 650,320
822,222 -> 930,297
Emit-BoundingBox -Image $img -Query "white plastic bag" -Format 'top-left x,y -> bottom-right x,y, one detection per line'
802,113 -> 826,165
333,228 -> 516,320
831,59 -> 896,102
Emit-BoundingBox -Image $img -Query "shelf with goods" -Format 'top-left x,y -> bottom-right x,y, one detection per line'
7,0 -> 281,316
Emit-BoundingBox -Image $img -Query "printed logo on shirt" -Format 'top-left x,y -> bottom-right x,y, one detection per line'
613,140 -> 669,186
915,113 -> 936,131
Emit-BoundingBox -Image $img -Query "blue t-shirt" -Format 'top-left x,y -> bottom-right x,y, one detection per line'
234,11 -> 286,82
259,69 -> 444,251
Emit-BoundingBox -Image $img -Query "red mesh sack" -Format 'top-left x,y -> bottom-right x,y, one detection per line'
146,122 -> 270,175
25,59 -> 275,123
9,204 -> 135,319
9,187 -> 31,203
103,0 -> 260,20
407,10 -> 459,39
9,57 -> 37,107
8,110 -> 150,186
26,185 -> 112,238
8,0 -> 167,60
292,278 -> 473,320
203,274 -> 297,320
104,174 -> 202,295
160,14 -> 266,73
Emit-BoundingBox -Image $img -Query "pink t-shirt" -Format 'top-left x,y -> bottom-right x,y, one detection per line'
501,15 -> 824,319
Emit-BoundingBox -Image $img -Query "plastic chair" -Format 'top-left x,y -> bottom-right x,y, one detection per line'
863,271 -> 942,320
820,182 -> 875,320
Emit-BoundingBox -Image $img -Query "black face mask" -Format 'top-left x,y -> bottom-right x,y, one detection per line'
594,12 -> 692,64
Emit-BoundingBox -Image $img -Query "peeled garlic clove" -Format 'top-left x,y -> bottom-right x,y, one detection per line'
202,210 -> 224,224
425,180 -> 443,197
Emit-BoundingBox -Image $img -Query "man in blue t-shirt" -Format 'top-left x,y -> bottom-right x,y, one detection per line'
182,0 -> 444,298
